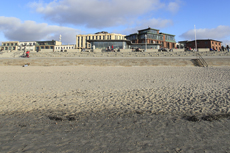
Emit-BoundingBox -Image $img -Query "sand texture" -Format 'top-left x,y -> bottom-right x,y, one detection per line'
0,66 -> 230,152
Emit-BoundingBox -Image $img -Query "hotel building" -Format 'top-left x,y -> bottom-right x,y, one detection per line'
125,27 -> 176,49
76,31 -> 127,49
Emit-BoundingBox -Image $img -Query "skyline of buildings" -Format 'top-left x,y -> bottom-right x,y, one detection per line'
0,27 -> 225,51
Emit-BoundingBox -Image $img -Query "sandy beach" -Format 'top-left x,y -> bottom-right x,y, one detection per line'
0,66 -> 230,152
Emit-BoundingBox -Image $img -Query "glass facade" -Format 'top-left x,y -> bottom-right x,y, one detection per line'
165,35 -> 175,41
90,41 -> 127,49
139,29 -> 158,34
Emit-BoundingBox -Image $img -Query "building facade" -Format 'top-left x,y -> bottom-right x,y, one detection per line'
18,41 -> 36,51
35,40 -> 62,52
178,39 -> 222,51
54,44 -> 75,52
125,27 -> 176,49
76,31 -> 126,49
1,40 -> 62,52
1,41 -> 19,51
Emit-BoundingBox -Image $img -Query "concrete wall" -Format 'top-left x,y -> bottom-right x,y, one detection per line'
0,58 -> 229,67
198,48 -> 210,52
173,49 -> 184,52
145,49 -> 158,52
40,49 -> 54,52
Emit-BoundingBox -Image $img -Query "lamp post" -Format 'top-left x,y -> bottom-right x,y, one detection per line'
145,34 -> 147,52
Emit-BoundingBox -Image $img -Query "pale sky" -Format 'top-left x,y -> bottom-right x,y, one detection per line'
0,0 -> 230,45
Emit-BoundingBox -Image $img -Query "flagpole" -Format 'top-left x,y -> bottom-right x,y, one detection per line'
194,25 -> 197,52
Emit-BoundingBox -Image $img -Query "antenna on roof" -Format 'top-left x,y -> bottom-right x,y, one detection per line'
59,35 -> 62,42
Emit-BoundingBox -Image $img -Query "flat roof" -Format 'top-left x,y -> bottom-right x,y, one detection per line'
159,33 -> 175,36
178,39 -> 222,43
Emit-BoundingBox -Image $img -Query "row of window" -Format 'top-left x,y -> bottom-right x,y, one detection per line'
55,46 -> 74,49
127,34 -> 166,41
212,42 -> 221,45
77,35 -> 125,41
2,43 -> 18,46
165,35 -> 175,41
139,29 -> 158,34
1,42 -> 57,46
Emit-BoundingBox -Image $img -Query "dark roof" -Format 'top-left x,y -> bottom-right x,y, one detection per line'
138,27 -> 159,32
95,31 -> 108,34
159,32 -> 175,36
179,39 -> 222,43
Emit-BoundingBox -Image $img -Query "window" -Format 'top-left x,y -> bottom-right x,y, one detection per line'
45,46 -> 49,49
15,43 -> 17,46
103,36 -> 105,40
107,35 -> 109,39
96,36 -> 98,40
7,43 -> 9,46
99,36 -> 101,39
50,46 -> 53,49
92,36 -> 94,39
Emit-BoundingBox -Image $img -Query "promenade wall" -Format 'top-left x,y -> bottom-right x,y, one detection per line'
0,51 -> 229,67
0,57 -> 229,67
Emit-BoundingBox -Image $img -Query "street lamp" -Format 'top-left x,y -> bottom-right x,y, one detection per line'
145,34 -> 147,52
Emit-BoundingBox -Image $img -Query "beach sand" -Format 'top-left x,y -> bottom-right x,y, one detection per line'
0,66 -> 230,152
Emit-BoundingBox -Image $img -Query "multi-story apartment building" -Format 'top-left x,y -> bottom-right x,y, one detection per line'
18,41 -> 36,51
54,44 -> 75,52
35,40 -> 62,52
179,39 -> 222,51
125,27 -> 176,49
76,31 -> 126,49
1,40 -> 62,52
1,41 -> 19,51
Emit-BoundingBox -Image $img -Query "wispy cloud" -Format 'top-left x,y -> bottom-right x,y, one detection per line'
180,25 -> 230,40
167,0 -> 181,14
120,18 -> 173,35
0,16 -> 80,44
29,0 -> 181,29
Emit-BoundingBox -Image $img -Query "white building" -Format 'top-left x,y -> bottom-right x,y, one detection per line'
54,44 -> 76,52
18,41 -> 36,51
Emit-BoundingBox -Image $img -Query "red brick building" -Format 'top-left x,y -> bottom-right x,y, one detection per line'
179,39 -> 222,51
